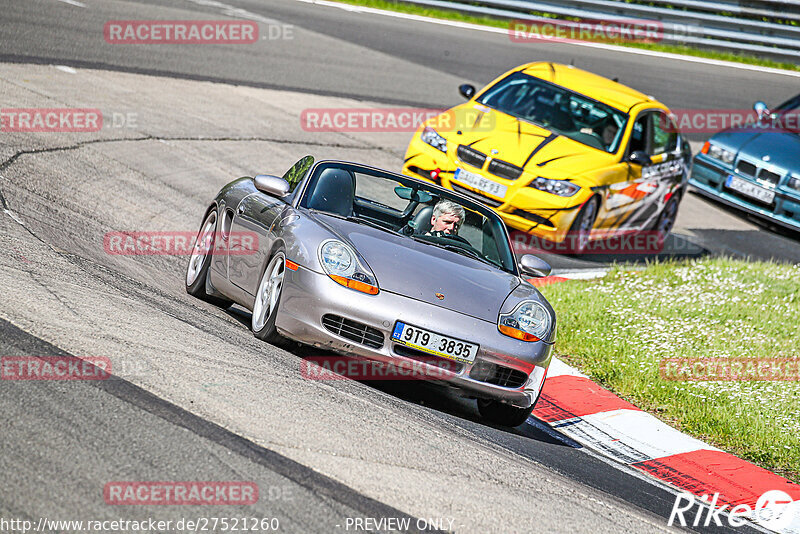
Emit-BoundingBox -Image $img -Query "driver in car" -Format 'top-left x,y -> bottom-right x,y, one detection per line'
427,199 -> 465,236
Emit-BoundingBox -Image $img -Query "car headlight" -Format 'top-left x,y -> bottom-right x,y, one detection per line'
421,126 -> 447,153
701,141 -> 735,165
529,177 -> 580,197
498,301 -> 551,342
318,240 -> 379,295
788,175 -> 800,191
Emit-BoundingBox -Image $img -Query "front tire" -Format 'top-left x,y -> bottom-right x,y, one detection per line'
251,250 -> 286,343
477,399 -> 534,427
185,209 -> 232,308
568,196 -> 599,255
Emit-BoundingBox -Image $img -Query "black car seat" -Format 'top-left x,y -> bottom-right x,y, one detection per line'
307,168 -> 356,217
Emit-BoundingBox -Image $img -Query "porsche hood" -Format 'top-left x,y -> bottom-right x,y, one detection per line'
312,214 -> 522,323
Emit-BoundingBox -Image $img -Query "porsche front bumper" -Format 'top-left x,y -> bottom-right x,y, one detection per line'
275,264 -> 553,408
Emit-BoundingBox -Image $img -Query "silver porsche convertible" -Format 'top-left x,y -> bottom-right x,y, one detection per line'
185,156 -> 557,426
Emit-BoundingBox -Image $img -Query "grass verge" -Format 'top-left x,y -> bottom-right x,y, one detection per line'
330,0 -> 800,72
537,258 -> 800,481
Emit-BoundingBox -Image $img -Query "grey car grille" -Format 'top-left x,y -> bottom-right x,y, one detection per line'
322,314 -> 384,349
470,365 -> 528,389
457,145 -> 487,169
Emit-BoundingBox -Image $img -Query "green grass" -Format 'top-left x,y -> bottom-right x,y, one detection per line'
332,0 -> 800,72
538,258 -> 800,481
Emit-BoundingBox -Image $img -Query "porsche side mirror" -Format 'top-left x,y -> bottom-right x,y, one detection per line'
753,101 -> 770,120
519,254 -> 552,278
628,151 -> 652,166
254,175 -> 290,197
459,84 -> 476,100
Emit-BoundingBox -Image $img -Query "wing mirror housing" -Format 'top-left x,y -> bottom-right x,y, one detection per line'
628,150 -> 652,166
459,84 -> 476,100
254,175 -> 290,197
518,254 -> 552,278
753,101 -> 770,120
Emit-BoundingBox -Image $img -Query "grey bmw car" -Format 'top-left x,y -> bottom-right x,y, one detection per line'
185,156 -> 556,426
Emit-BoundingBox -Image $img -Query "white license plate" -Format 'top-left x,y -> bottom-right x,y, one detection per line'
453,168 -> 507,199
726,174 -> 775,204
392,322 -> 478,364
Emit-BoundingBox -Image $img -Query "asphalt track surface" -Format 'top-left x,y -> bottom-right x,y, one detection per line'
0,0 -> 796,532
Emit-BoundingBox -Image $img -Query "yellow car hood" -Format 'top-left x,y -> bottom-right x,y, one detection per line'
440,105 -> 616,178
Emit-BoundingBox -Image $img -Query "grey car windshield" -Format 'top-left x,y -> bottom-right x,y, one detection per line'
299,163 -> 517,273
476,71 -> 628,153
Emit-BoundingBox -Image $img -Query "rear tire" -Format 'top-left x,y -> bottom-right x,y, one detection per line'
477,399 -> 534,427
251,250 -> 286,344
652,195 -> 680,245
185,209 -> 232,308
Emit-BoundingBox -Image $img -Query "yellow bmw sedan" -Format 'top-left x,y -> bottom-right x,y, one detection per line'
402,62 -> 691,252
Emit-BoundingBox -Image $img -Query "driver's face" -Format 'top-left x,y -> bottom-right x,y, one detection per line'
431,213 -> 461,234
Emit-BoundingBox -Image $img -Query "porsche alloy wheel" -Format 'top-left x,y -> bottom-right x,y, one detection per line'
252,251 -> 285,343
185,210 -> 231,308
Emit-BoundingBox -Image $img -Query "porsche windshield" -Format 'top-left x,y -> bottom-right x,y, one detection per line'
300,163 -> 517,273
476,71 -> 628,153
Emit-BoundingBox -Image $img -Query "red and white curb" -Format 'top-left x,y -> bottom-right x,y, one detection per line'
530,272 -> 800,532
534,359 -> 800,532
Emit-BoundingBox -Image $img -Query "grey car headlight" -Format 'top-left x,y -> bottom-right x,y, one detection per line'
498,300 -> 551,342
421,126 -> 447,153
788,175 -> 800,191
529,177 -> 580,197
318,240 -> 379,295
703,142 -> 735,165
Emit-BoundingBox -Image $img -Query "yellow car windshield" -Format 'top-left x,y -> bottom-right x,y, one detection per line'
476,71 -> 628,153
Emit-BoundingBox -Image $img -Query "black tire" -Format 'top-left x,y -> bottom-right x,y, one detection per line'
652,195 -> 680,245
568,196 -> 599,255
251,250 -> 286,344
477,399 -> 534,427
185,209 -> 232,308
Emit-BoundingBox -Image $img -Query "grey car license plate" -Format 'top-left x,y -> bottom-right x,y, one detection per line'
453,168 -> 507,198
726,174 -> 775,204
392,322 -> 478,364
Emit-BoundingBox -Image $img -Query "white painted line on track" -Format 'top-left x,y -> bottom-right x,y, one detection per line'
296,0 -> 800,79
55,0 -> 86,7
54,65 -> 78,74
